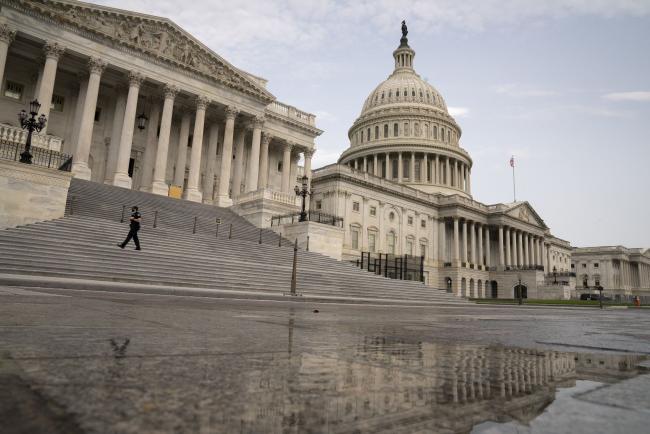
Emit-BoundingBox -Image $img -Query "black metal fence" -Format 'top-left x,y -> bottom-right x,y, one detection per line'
356,252 -> 425,283
270,211 -> 344,227
0,140 -> 72,171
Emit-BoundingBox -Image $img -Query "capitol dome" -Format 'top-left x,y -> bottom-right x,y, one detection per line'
339,25 -> 473,198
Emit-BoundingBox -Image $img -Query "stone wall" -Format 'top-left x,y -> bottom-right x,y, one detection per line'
273,221 -> 344,261
0,159 -> 72,229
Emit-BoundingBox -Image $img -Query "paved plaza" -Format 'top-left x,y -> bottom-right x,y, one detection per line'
1,286 -> 649,433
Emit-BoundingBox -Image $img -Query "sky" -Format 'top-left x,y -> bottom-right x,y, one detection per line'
96,0 -> 650,248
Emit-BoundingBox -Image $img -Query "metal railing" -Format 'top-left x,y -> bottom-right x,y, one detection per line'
0,140 -> 72,171
356,252 -> 425,283
270,211 -> 344,228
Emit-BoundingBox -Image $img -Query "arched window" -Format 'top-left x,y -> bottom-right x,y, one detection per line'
396,89 -> 400,97
447,130 -> 450,142
388,89 -> 392,98
384,124 -> 389,138
440,127 -> 444,141
419,90 -> 423,98
412,89 -> 416,97
426,92 -> 430,102
375,125 -> 379,139
433,126 -> 437,139
424,123 -> 429,138
367,128 -> 371,141
386,232 -> 396,254
360,130 -> 364,143
381,92 -> 385,99
374,94 -> 378,102
414,123 -> 420,136
394,123 -> 398,136
404,122 -> 409,136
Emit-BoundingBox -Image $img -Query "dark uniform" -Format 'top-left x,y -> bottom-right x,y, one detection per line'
118,209 -> 141,250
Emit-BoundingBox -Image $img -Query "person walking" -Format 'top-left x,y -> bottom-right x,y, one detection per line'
117,206 -> 142,250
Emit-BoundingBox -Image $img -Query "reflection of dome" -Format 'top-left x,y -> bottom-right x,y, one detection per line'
339,29 -> 472,198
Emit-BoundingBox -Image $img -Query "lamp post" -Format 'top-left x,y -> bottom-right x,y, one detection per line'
552,266 -> 557,284
18,99 -> 47,164
596,285 -> 604,310
294,175 -> 310,222
136,111 -> 148,131
517,273 -> 523,305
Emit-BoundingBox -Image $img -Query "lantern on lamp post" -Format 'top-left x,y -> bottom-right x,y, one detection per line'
18,99 -> 47,164
294,175 -> 310,222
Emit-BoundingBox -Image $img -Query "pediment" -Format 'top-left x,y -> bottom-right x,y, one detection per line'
506,202 -> 546,228
13,0 -> 275,103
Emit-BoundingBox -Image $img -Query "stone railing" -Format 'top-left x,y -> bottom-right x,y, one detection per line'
267,101 -> 316,127
234,188 -> 299,207
0,123 -> 63,151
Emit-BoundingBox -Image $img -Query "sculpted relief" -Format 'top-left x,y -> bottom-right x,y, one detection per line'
19,0 -> 268,100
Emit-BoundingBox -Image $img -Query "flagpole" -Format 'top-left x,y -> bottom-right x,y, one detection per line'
510,155 -> 517,202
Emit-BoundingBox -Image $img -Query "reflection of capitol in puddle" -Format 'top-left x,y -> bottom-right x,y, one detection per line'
227,337 -> 645,433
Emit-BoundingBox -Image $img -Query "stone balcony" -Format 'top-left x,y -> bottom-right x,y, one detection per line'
0,123 -> 63,151
266,101 -> 316,127
231,188 -> 300,228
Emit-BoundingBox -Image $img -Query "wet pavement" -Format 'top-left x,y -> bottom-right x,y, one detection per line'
0,286 -> 649,433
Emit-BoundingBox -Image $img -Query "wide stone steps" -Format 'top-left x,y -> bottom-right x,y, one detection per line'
0,179 -> 465,304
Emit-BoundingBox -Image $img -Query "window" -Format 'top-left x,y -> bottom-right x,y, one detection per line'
388,90 -> 392,98
403,159 -> 409,179
414,161 -> 421,181
351,227 -> 359,249
315,200 -> 322,210
369,206 -> 376,216
433,126 -> 438,140
3,80 -> 24,100
420,243 -> 427,258
411,89 -> 416,97
381,92 -> 385,99
278,162 -> 283,172
375,126 -> 379,139
595,278 -> 600,286
352,201 -> 360,212
571,263 -> 575,269
387,232 -> 396,254
594,263 -> 599,268
367,128 -> 371,141
440,127 -> 444,141
384,124 -> 388,138
396,89 -> 400,97
407,216 -> 413,225
368,232 -> 376,253
389,212 -> 395,222
406,240 -> 414,255
582,264 -> 587,268
360,130 -> 364,143
94,107 -> 102,122
393,123 -> 398,137
421,219 -> 426,228
404,122 -> 409,136
51,94 -> 65,112
447,130 -> 451,142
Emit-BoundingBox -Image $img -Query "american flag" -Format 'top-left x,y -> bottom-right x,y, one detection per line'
509,156 -> 515,167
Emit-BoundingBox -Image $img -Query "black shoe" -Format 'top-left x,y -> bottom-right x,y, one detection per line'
135,248 -> 141,251
117,244 -> 125,249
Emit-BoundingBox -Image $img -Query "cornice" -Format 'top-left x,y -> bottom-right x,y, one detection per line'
264,109 -> 323,137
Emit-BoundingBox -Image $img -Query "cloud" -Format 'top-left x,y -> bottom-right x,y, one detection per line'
448,106 -> 470,117
602,91 -> 650,102
494,84 -> 558,97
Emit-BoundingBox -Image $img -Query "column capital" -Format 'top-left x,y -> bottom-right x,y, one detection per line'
0,24 -> 15,44
43,41 -> 65,60
252,115 -> 265,128
261,132 -> 272,146
163,84 -> 179,100
127,71 -> 145,88
225,105 -> 239,119
195,95 -> 210,110
87,57 -> 107,75
304,149 -> 315,158
283,141 -> 294,152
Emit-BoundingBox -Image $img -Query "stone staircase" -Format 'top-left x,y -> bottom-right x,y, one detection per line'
0,179 -> 465,305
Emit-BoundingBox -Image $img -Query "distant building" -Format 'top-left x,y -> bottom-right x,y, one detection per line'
572,246 -> 650,299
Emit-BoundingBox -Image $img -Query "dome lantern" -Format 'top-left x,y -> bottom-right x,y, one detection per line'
393,20 -> 415,72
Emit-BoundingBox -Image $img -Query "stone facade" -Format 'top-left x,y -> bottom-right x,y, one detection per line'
0,158 -> 72,229
311,30 -> 574,299
572,246 -> 650,297
0,0 -> 320,218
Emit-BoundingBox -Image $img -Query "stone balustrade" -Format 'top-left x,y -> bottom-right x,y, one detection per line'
0,123 -> 63,151
234,188 -> 299,207
267,101 -> 316,126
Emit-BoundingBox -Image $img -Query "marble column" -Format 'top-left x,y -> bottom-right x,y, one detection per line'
478,224 -> 483,267
432,217 -> 439,263
523,234 -> 529,267
423,153 -> 428,183
258,132 -> 271,189
36,41 -> 65,134
517,231 -> 523,268
0,24 -> 15,90
245,116 -> 264,192
215,106 -> 238,206
468,168 -> 471,194
505,227 -> 511,268
72,57 -> 106,180
183,95 -> 209,202
398,152 -> 403,182
462,220 -> 468,264
151,84 -> 179,196
231,129 -> 246,199
113,71 -> 144,188
139,100 -> 161,191
202,121 -> 220,203
455,160 -> 459,188
68,73 -> 88,156
410,152 -> 415,181
498,226 -> 505,268
445,158 -> 451,186
386,153 -> 391,180
453,218 -> 460,265
363,156 -> 367,172
439,219 -> 446,263
173,110 -> 192,188
104,85 -> 127,184
485,226 -> 491,268
281,142 -> 293,193
470,222 -> 477,265
373,154 -> 378,176
434,155 -> 439,184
